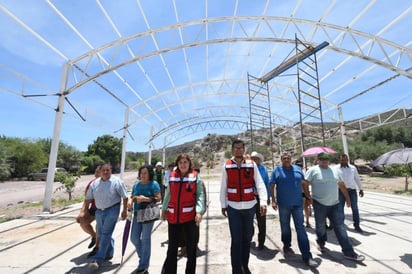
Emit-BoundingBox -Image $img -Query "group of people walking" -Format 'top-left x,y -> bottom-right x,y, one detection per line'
77,155 -> 205,274
220,140 -> 365,273
76,139 -> 365,273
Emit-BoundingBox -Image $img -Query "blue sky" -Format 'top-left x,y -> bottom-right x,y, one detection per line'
0,0 -> 411,152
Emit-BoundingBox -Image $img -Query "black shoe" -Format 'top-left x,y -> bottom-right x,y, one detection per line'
283,246 -> 293,253
317,242 -> 325,252
104,256 -> 113,261
241,266 -> 251,274
258,243 -> 264,250
87,247 -> 98,258
304,258 -> 318,267
136,269 -> 148,274
88,237 -> 96,249
354,225 -> 364,233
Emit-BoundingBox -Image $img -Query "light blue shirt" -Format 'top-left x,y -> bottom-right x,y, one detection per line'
86,175 -> 128,209
305,165 -> 343,206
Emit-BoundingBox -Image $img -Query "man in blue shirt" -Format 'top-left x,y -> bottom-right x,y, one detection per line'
270,152 -> 317,267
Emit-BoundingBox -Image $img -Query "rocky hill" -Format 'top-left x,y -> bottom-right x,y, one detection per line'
150,108 -> 412,169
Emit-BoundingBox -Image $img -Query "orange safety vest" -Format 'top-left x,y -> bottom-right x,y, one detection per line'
166,169 -> 198,224
225,159 -> 255,202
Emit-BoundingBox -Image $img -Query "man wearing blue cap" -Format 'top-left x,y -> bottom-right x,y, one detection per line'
305,152 -> 365,262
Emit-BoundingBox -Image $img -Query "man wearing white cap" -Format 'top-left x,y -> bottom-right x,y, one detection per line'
250,151 -> 270,250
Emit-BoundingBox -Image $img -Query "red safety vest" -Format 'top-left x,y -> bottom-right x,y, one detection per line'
225,159 -> 255,202
166,169 -> 198,224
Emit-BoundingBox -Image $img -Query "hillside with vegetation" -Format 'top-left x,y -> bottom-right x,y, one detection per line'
1,109 -> 411,181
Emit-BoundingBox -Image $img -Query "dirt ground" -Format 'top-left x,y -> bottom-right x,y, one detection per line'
361,173 -> 409,193
0,173 -> 409,221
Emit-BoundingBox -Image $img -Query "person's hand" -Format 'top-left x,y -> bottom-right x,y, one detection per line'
346,199 -> 351,208
127,200 -> 133,210
260,205 -> 267,216
359,190 -> 364,197
195,213 -> 202,226
161,211 -> 167,221
135,195 -> 146,204
271,200 -> 278,210
221,208 -> 227,217
120,210 -> 127,220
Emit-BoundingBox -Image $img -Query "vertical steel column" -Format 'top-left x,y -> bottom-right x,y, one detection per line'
43,63 -> 69,212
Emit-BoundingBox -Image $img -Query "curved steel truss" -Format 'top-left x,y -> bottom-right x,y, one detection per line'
1,0 -> 411,148
2,0 -> 411,212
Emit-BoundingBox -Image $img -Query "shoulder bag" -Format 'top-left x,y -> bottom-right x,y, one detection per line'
136,201 -> 160,223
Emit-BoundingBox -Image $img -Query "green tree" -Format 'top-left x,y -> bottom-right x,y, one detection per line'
0,143 -> 11,181
54,172 -> 79,200
13,142 -> 48,178
80,155 -> 104,174
85,135 -> 122,167
56,143 -> 83,172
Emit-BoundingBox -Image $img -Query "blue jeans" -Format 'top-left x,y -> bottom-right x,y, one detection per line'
339,189 -> 360,226
94,204 -> 120,263
312,200 -> 356,257
227,205 -> 255,274
278,205 -> 312,260
131,216 -> 155,270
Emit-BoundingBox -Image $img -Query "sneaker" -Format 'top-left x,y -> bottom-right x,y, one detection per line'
344,253 -> 365,262
136,269 -> 148,274
303,258 -> 318,267
104,255 -> 113,261
88,261 -> 99,270
87,247 -> 98,258
88,237 -> 96,249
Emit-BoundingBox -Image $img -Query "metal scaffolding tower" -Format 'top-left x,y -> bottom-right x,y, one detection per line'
258,36 -> 329,157
295,37 -> 327,152
247,73 -> 274,169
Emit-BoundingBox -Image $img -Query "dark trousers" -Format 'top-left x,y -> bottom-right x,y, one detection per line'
339,189 -> 360,227
227,205 -> 255,274
163,221 -> 197,274
254,196 -> 266,246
